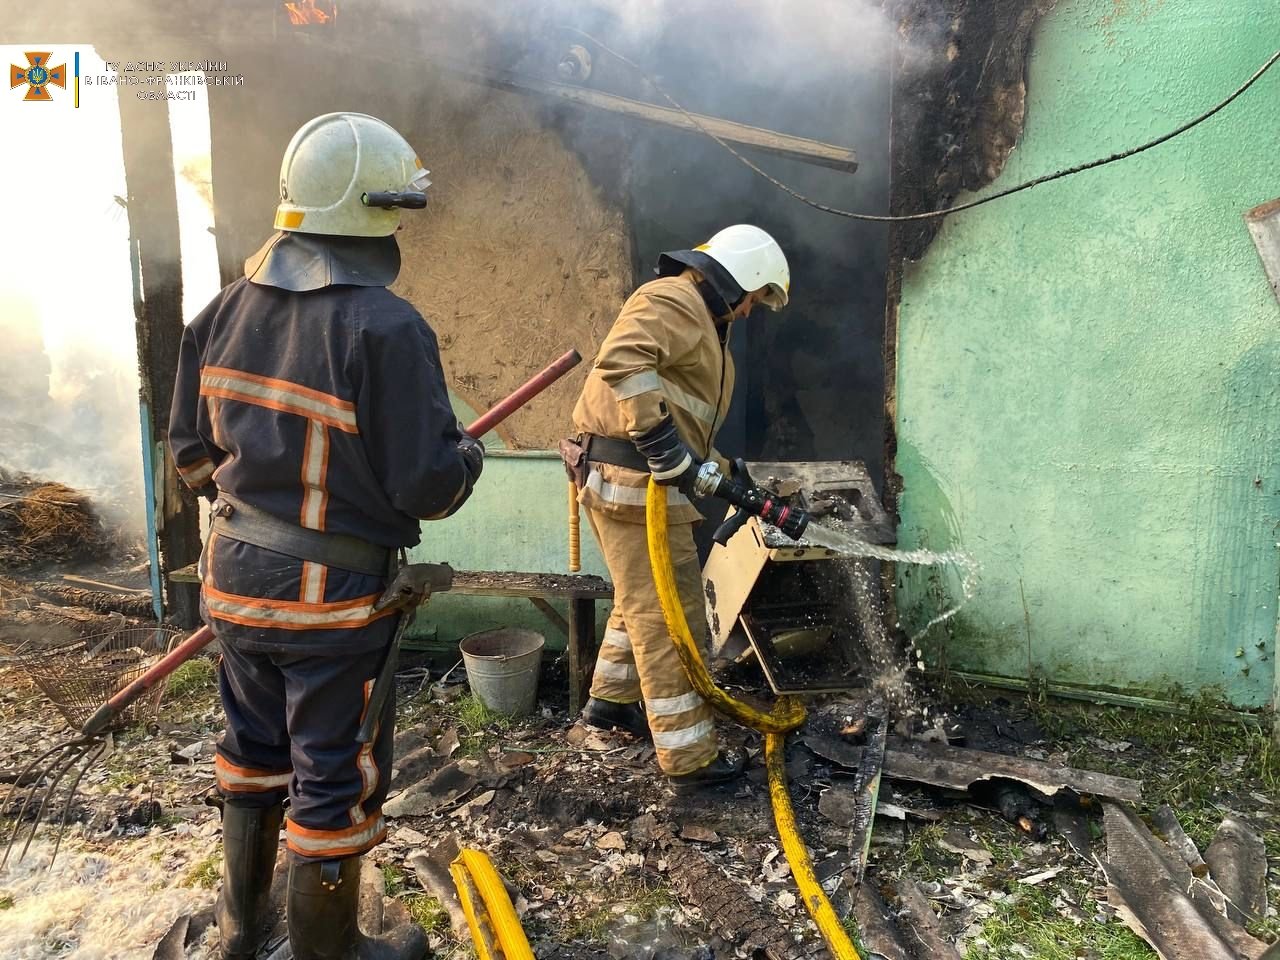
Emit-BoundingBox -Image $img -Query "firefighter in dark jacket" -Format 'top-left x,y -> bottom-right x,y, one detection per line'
170,112 -> 481,960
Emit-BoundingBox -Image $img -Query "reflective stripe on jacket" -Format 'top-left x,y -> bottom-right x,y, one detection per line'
572,274 -> 734,523
169,277 -> 473,652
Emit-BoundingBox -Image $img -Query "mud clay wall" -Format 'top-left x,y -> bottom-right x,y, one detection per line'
892,0 -> 1280,706
207,75 -> 631,451
394,90 -> 632,449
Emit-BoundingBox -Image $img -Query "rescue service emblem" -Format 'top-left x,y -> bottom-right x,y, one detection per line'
10,51 -> 66,101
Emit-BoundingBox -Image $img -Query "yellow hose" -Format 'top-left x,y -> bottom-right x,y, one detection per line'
766,731 -> 862,958
646,479 -> 862,960
645,483 -> 805,735
451,848 -> 535,960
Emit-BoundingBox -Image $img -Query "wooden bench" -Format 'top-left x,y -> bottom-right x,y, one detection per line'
170,564 -> 611,713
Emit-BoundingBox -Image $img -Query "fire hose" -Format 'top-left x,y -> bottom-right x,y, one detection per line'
451,847 -> 536,959
645,479 -> 863,960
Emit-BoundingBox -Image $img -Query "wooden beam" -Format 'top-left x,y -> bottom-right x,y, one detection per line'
115,71 -> 203,627
459,70 -> 858,174
567,598 -> 598,716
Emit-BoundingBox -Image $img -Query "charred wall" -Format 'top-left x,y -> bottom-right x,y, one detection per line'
887,0 -> 1058,261
882,0 -> 1056,518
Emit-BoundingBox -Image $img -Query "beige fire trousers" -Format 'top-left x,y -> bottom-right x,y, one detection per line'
585,506 -> 718,776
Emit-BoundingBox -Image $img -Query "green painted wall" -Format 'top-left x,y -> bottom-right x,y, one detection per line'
894,0 -> 1280,706
407,450 -> 611,649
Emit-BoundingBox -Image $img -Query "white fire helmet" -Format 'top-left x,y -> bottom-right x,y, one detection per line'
273,112 -> 431,237
695,224 -> 790,310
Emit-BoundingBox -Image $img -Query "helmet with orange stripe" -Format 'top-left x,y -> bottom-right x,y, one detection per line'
274,112 -> 431,238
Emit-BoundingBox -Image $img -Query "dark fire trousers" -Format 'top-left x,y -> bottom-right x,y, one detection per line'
214,617 -> 396,862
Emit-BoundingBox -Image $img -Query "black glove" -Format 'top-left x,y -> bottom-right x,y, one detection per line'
458,431 -> 485,481
631,416 -> 697,495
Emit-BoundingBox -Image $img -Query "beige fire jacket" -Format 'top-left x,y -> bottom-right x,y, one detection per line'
572,274 -> 735,524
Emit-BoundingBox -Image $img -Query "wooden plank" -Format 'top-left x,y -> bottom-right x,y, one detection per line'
170,563 -> 199,584
447,571 -> 612,600
114,68 -> 202,627
895,880 -> 963,959
803,735 -> 1143,802
63,574 -> 150,596
567,598 -> 597,716
527,597 -> 569,638
850,883 -> 913,960
169,563 -> 613,599
1151,804 -> 1208,871
459,70 -> 858,174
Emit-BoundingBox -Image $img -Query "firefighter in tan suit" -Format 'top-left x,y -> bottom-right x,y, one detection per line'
569,225 -> 790,790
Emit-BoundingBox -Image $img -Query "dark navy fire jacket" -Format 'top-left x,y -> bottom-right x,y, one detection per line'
170,278 -> 474,654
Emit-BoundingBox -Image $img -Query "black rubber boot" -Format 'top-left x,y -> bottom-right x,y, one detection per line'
581,697 -> 651,739
667,750 -> 747,793
216,801 -> 284,960
288,855 -> 428,960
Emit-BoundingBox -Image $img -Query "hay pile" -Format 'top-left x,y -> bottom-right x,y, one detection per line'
0,472 -> 113,571
394,87 -> 633,449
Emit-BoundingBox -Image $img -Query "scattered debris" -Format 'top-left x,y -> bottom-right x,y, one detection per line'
62,573 -> 150,596
0,628 -> 1273,959
1151,804 -> 1208,873
0,835 -> 219,959
661,833 -> 824,960
383,760 -> 479,817
850,883 -> 913,960
895,880 -> 963,959
937,829 -> 995,866
596,831 -> 627,851
972,780 -> 1047,838
1017,865 -> 1066,886
28,582 -> 153,618
150,912 -> 190,960
1051,796 -> 1094,860
407,837 -> 472,942
679,825 -> 720,845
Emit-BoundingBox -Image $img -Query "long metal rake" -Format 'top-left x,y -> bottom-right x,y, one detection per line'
2,624 -> 215,867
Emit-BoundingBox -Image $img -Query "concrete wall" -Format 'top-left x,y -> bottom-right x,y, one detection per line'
894,0 -> 1280,705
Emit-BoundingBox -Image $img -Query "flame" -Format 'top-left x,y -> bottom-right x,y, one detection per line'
284,0 -> 335,25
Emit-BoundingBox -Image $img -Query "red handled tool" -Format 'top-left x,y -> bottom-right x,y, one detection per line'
3,348 -> 583,867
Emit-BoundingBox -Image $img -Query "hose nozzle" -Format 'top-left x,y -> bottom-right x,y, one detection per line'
697,460 -> 811,544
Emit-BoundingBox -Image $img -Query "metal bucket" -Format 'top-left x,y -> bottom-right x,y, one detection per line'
459,628 -> 545,717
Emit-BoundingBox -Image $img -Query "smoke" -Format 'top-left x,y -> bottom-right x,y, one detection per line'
0,44 -> 142,537
322,0 -> 900,472
0,47 -> 218,543
509,0 -> 898,472
3,0 -> 906,541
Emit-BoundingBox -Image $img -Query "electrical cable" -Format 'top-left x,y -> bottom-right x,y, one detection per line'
570,28 -> 1280,223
